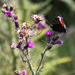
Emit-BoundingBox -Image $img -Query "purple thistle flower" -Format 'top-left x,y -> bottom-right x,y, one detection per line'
5,11 -> 12,17
22,69 -> 27,75
37,24 -> 43,29
32,14 -> 40,24
15,20 -> 19,28
11,43 -> 17,49
27,41 -> 34,48
56,40 -> 63,45
46,30 -> 53,36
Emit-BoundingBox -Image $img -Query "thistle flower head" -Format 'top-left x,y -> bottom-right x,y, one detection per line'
22,69 -> 27,75
37,24 -> 43,29
46,30 -> 54,36
5,11 -> 12,17
22,22 -> 30,29
22,29 -> 35,37
27,41 -> 34,48
11,43 -> 17,49
32,14 -> 45,24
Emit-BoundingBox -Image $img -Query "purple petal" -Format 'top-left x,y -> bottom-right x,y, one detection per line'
22,69 -> 27,75
5,11 -> 12,17
37,24 -> 43,29
46,30 -> 53,36
27,41 -> 34,48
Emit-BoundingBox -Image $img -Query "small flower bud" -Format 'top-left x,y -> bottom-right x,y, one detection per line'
17,42 -> 22,49
51,41 -> 56,45
10,4 -> 14,11
46,45 -> 52,50
19,33 -> 24,39
22,69 -> 27,75
12,14 -> 18,20
47,36 -> 51,43
56,40 -> 63,45
23,45 -> 28,50
3,4 -> 9,11
15,20 -> 19,28
52,35 -> 59,41
14,16 -> 18,20
41,53 -> 44,57
52,33 -> 63,41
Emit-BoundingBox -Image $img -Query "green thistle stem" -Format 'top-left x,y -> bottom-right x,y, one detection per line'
22,51 -> 35,75
36,45 -> 48,75
7,19 -> 17,71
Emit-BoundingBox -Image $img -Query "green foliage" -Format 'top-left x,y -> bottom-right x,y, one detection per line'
0,0 -> 75,75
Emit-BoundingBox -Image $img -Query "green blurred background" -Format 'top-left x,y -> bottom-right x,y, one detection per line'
0,0 -> 75,75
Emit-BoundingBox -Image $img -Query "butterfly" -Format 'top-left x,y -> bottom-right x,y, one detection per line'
50,16 -> 67,33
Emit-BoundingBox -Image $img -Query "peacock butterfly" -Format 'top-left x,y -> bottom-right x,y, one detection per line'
50,16 -> 67,33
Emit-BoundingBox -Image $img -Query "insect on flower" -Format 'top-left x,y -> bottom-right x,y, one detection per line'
50,16 -> 67,33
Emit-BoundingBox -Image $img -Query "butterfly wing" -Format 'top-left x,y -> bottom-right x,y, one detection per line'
50,16 -> 66,33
